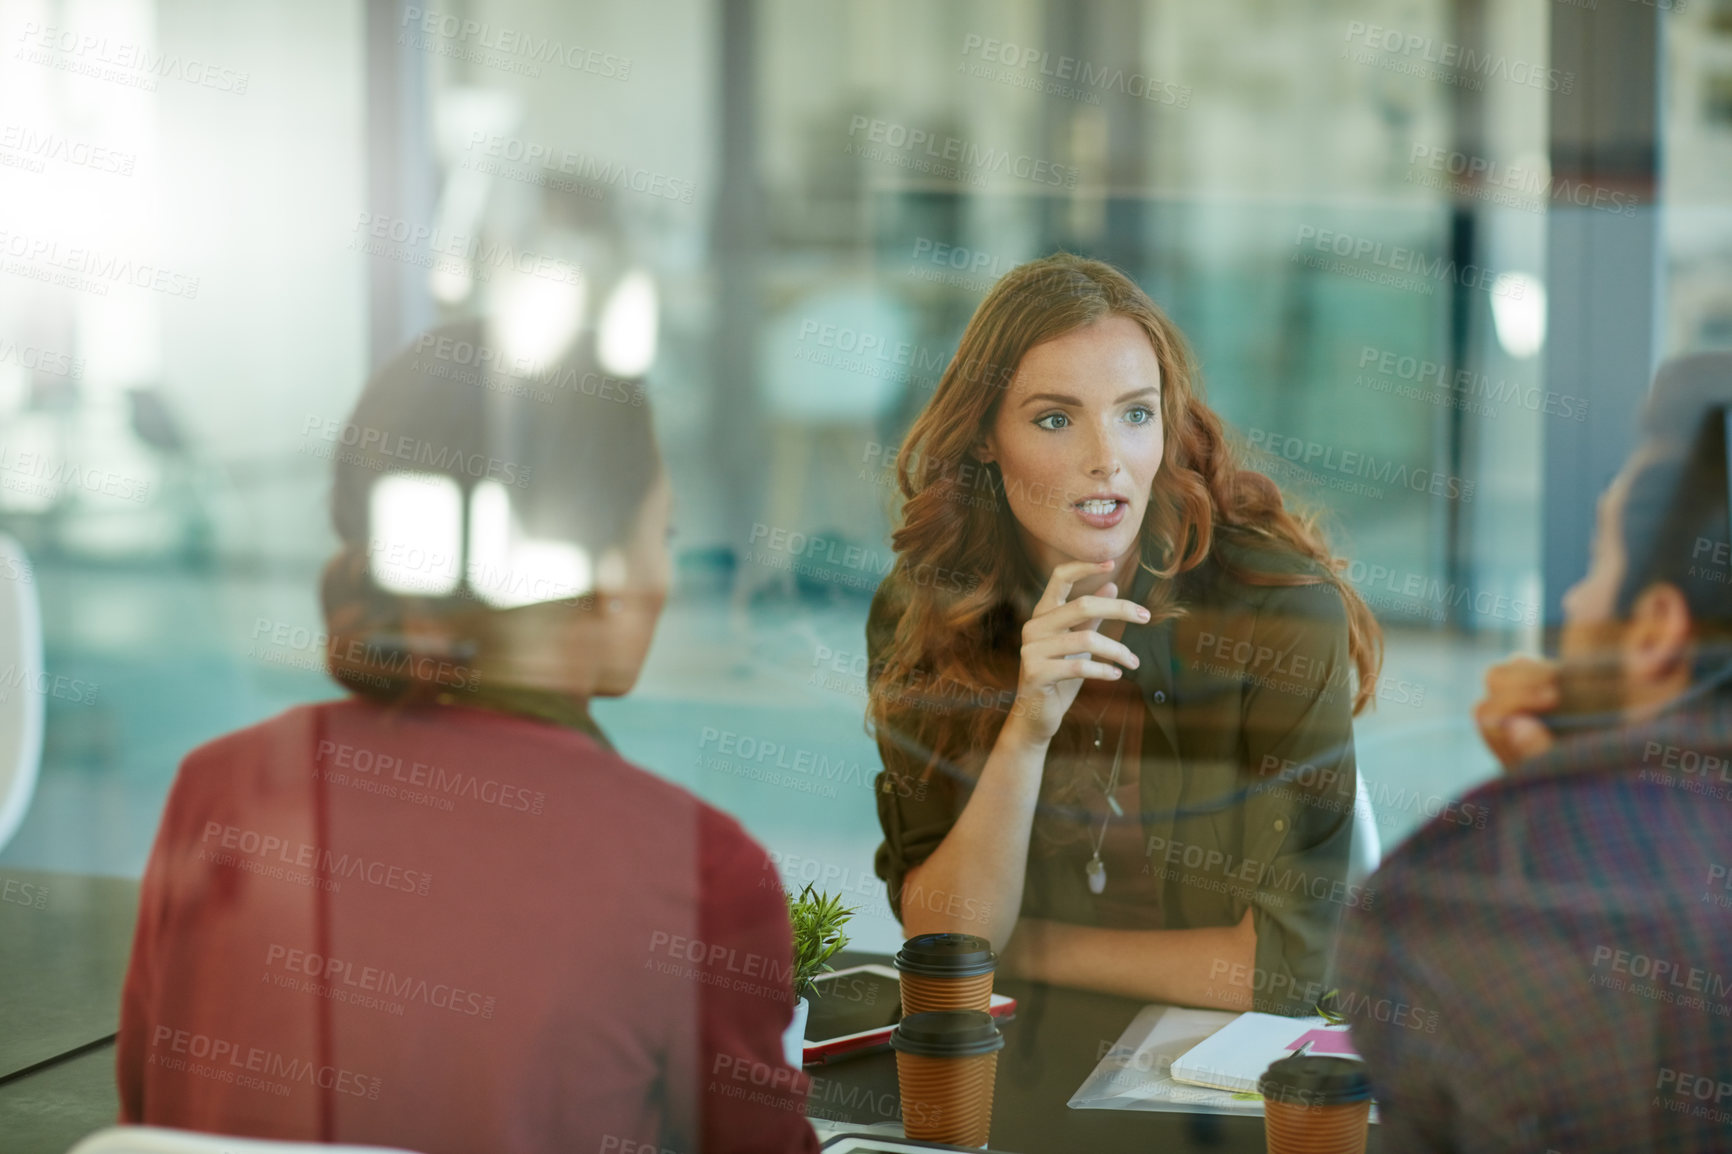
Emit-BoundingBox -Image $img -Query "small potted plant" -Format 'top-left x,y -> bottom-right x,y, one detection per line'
783,882 -> 855,1067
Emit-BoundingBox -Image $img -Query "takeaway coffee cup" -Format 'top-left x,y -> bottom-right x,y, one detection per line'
1258,1053 -> 1373,1154
893,933 -> 996,1015
890,1010 -> 1004,1148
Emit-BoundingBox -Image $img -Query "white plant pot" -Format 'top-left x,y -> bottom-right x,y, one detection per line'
782,996 -> 810,1069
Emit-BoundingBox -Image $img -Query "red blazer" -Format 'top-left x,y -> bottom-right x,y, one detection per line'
117,699 -> 819,1154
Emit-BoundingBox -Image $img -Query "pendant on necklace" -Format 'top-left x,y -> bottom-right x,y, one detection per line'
1086,854 -> 1107,895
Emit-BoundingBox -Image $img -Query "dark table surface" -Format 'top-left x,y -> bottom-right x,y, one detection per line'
0,878 -> 1384,1154
809,951 -> 1385,1153
0,869 -> 137,1080
0,1042 -> 120,1154
0,869 -> 136,1154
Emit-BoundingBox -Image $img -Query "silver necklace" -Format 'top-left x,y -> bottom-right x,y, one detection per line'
1085,698 -> 1125,816
1085,721 -> 1127,895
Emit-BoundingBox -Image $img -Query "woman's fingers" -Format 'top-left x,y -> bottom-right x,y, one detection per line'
1044,658 -> 1126,682
1081,581 -> 1116,636
1031,559 -> 1115,618
1014,558 -> 1147,739
1025,630 -> 1140,672
1025,593 -> 1151,641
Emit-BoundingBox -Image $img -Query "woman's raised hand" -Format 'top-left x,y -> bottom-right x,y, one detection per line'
1008,559 -> 1150,746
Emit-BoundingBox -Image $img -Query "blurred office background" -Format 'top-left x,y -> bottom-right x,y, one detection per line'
0,0 -> 1727,952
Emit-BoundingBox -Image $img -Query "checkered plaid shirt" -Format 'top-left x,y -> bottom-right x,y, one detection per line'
1334,695 -> 1732,1153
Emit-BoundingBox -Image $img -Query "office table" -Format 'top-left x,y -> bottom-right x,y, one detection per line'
0,877 -> 1385,1153
0,1044 -> 119,1154
0,869 -> 136,1154
0,870 -> 135,1079
809,950 -> 1386,1153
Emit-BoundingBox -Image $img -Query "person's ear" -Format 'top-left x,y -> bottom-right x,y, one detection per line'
971,433 -> 998,465
1624,582 -> 1693,689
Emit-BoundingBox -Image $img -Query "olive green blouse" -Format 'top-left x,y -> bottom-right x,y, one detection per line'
867,539 -> 1362,1015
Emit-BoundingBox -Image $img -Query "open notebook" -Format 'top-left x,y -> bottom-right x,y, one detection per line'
1169,1012 -> 1360,1095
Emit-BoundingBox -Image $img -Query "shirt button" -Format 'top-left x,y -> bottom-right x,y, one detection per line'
1273,819 -> 1286,832
1153,690 -> 1167,703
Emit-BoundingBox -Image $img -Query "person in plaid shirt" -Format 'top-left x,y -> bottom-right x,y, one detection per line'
1334,354 -> 1732,1152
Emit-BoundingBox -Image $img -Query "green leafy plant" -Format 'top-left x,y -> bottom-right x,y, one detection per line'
787,883 -> 855,1001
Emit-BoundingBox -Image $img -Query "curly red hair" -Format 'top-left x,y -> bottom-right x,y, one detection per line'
867,253 -> 1383,784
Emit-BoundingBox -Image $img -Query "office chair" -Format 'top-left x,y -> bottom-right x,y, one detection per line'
0,532 -> 43,855
68,1127 -> 425,1154
1347,768 -> 1381,888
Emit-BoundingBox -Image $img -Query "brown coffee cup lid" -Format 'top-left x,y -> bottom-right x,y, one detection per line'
894,932 -> 996,977
890,1010 -> 1005,1057
1258,1054 -> 1372,1106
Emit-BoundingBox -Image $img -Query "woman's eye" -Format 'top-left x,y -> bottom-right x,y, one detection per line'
1034,412 -> 1069,430
1124,406 -> 1154,425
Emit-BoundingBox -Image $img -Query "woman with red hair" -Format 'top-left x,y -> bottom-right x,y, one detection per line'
868,254 -> 1383,1014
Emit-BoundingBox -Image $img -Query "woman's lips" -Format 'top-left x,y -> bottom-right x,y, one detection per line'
1073,499 -> 1127,529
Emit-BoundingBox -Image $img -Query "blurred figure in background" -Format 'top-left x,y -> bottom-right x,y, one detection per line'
1335,354 -> 1732,1152
116,319 -> 819,1154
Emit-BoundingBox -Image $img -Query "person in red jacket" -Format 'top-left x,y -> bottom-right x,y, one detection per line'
116,318 -> 820,1154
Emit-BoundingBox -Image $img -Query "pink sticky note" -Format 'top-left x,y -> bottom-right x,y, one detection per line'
1288,1027 -> 1359,1058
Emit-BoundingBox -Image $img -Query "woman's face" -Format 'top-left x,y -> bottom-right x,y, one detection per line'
976,314 -> 1165,579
